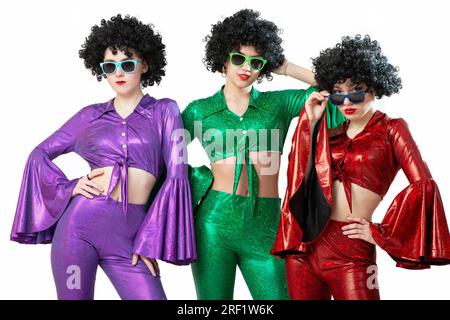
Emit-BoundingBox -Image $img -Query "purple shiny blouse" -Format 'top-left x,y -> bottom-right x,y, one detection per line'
10,94 -> 196,265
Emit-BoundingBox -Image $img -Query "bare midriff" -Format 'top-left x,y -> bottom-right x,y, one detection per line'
330,180 -> 382,222
90,166 -> 157,204
211,151 -> 281,198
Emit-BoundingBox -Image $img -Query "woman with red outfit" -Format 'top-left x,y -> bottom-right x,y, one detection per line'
271,35 -> 450,300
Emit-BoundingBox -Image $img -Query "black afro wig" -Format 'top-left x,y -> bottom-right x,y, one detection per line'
203,9 -> 285,82
79,14 -> 166,87
312,34 -> 402,98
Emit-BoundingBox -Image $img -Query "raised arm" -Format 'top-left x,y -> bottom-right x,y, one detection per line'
273,59 -> 316,86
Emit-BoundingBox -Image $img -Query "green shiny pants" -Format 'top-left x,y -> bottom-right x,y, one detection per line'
191,189 -> 288,300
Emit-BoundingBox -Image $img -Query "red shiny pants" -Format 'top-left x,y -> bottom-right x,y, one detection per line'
286,220 -> 380,300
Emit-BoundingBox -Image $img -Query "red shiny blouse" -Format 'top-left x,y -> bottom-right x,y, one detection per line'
272,108 -> 450,269
329,110 -> 431,212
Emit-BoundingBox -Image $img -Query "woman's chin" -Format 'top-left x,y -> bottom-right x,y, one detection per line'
111,85 -> 136,96
231,78 -> 255,88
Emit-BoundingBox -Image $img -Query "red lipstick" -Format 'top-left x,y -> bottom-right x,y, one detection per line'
116,81 -> 126,86
238,74 -> 250,81
344,108 -> 357,115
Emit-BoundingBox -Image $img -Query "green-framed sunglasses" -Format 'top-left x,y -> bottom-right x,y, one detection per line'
229,52 -> 267,71
99,59 -> 141,75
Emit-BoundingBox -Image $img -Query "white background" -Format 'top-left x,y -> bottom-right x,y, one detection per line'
1,0 -> 449,299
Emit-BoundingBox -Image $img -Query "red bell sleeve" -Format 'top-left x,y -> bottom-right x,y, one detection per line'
369,118 -> 450,269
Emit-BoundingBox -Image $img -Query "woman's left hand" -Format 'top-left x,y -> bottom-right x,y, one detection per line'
342,216 -> 376,245
132,254 -> 160,277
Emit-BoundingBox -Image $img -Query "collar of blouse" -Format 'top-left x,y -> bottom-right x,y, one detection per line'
90,93 -> 157,122
200,85 -> 275,119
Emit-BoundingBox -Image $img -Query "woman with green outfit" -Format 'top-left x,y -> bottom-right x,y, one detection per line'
182,9 -> 345,299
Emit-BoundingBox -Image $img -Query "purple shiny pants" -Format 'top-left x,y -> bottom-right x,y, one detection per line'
50,195 -> 166,300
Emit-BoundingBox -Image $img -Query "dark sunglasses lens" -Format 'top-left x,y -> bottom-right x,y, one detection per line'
102,63 -> 116,74
121,61 -> 136,73
329,94 -> 345,105
231,54 -> 245,66
348,90 -> 366,103
250,59 -> 264,70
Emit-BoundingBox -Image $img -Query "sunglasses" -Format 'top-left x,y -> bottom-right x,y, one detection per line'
99,59 -> 141,75
229,52 -> 267,71
329,90 -> 368,105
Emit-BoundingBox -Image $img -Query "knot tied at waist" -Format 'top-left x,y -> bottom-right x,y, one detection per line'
232,135 -> 259,219
106,160 -> 129,214
332,161 -> 353,213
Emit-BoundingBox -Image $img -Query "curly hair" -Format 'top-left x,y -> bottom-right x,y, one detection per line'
79,14 -> 166,87
312,35 -> 402,98
203,9 -> 285,82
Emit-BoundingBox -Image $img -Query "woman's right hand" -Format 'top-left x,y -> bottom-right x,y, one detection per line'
72,168 -> 105,198
305,91 -> 329,125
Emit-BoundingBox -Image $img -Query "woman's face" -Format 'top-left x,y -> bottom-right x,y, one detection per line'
332,79 -> 375,121
102,47 -> 148,95
223,45 -> 262,88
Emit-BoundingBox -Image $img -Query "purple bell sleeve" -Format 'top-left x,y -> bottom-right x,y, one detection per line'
11,110 -> 83,244
133,99 -> 196,265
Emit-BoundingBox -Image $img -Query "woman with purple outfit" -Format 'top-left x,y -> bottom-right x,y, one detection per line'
10,14 -> 196,300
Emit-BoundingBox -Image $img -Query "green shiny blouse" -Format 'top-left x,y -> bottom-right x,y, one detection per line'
182,85 -> 346,216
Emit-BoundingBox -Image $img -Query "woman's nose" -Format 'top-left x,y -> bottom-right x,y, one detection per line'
241,62 -> 251,71
115,66 -> 124,77
343,97 -> 352,105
